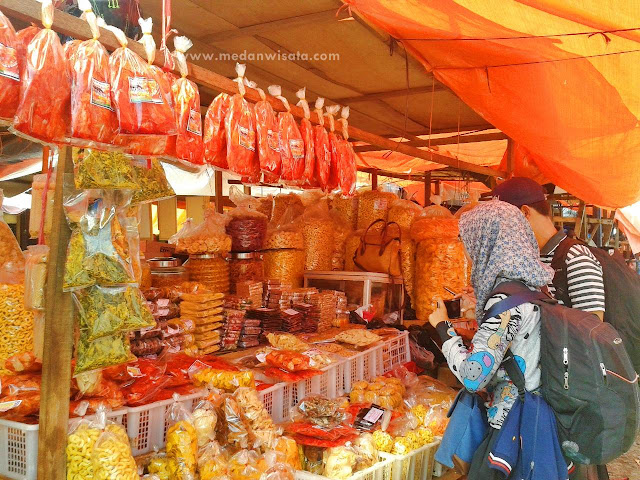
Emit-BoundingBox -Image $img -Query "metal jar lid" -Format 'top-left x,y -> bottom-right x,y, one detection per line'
230,252 -> 263,260
148,257 -> 181,268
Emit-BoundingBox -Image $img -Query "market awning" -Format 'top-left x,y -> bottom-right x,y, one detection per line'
346,0 -> 640,208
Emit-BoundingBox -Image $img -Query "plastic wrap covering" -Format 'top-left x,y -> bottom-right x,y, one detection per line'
0,284 -> 34,375
263,249 -> 304,288
331,194 -> 358,229
400,240 -> 417,304
253,84 -> 280,180
166,399 -> 198,480
24,245 -> 48,311
226,64 -> 259,180
302,202 -> 334,271
108,20 -> 176,136
271,193 -> 303,225
68,0 -> 118,146
325,105 -> 341,192
168,36 -> 204,165
388,199 -> 422,232
12,0 -> 70,145
91,424 -> 138,480
414,238 -> 469,320
229,254 -> 263,293
313,98 -> 331,191
410,201 -> 458,243
331,217 -> 351,271
185,255 -> 230,294
174,209 -> 231,255
296,88 -> 316,186
357,189 -> 396,232
29,173 -> 55,239
72,149 -> 137,190
226,208 -> 268,252
203,93 -> 230,168
344,230 -> 363,271
0,9 -> 20,124
337,107 -> 356,196
131,158 -> 176,205
15,26 -> 38,79
270,85 -> 304,184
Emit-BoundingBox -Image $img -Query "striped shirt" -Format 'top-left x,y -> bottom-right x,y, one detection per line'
540,232 -> 606,313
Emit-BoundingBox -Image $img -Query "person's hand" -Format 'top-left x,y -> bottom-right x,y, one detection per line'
428,298 -> 450,328
458,286 -> 477,313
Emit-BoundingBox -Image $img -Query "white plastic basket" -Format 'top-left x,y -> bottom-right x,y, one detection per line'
342,343 -> 385,392
290,363 -> 341,408
296,456 -> 394,480
258,382 -> 291,424
382,331 -> 411,373
0,409 -> 126,480
379,439 -> 441,480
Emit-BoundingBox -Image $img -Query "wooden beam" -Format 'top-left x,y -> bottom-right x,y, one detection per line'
574,202 -> 586,239
371,172 -> 378,190
337,85 -> 444,104
355,132 -> 507,152
199,9 -> 337,43
506,138 -> 515,177
602,211 -> 616,246
424,172 -> 432,205
38,147 -> 74,480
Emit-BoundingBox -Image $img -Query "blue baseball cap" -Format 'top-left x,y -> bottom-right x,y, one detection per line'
492,177 -> 546,208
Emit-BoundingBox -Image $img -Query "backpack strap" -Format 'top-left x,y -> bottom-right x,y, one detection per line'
550,237 -> 582,307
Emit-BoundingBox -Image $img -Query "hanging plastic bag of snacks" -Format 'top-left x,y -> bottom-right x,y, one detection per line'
337,106 -> 356,196
63,38 -> 81,72
74,332 -> 133,375
166,395 -> 198,480
313,98 -> 331,191
296,88 -> 316,186
0,9 -> 20,124
15,26 -> 38,77
324,105 -> 341,192
131,158 -> 176,205
167,36 -> 204,165
226,64 -> 259,179
91,419 -> 139,480
226,207 -> 268,252
253,82 -> 280,182
12,0 -> 70,145
72,148 -> 138,190
69,0 -> 118,147
269,85 -> 304,184
203,92 -> 230,169
24,245 -> 48,311
108,19 -> 176,136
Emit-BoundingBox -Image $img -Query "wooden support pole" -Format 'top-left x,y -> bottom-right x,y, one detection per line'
215,171 -> 224,213
138,203 -> 153,241
574,202 -> 586,239
424,172 -> 432,206
371,172 -> 378,190
506,138 -> 515,177
243,186 -> 252,195
157,197 -> 178,241
434,180 -> 441,196
185,196 -> 210,224
602,211 -> 616,246
38,147 -> 74,480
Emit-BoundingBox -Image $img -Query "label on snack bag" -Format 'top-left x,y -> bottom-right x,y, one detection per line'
127,366 -> 143,378
238,125 -> 256,151
267,129 -> 280,152
0,42 -> 19,81
290,138 -> 304,159
128,77 -> 164,104
187,108 -> 202,136
374,198 -> 388,211
0,400 -> 22,413
90,78 -> 114,110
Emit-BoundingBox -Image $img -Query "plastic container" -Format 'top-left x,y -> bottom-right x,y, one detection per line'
294,456 -> 394,480
263,249 -> 304,288
149,257 -> 188,287
257,382 -> 291,424
184,254 -> 230,293
229,252 -> 263,293
342,343 -> 385,393
379,439 -> 442,480
381,331 -> 411,373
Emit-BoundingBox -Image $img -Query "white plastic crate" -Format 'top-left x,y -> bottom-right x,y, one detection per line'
342,343 -> 385,392
258,382 -> 291,424
0,409 -> 126,480
382,331 -> 411,373
290,363 -> 341,408
379,439 -> 441,480
296,456 -> 394,480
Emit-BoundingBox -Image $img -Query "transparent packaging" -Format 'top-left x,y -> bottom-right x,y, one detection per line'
226,64 -> 258,179
29,173 -> 55,239
263,249 -> 304,288
357,189 -> 396,231
0,284 -> 34,375
270,85 -> 304,184
24,245 -> 48,311
0,9 -> 20,124
203,93 -> 230,169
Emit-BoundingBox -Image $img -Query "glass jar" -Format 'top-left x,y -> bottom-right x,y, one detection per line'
149,257 -> 188,288
229,252 -> 263,293
184,254 -> 230,293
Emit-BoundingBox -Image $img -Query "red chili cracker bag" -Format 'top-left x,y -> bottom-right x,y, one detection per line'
325,105 -> 341,192
108,18 -> 176,136
225,63 -> 259,178
0,9 -> 21,124
68,0 -> 118,147
313,98 -> 331,191
338,106 -> 357,197
296,88 -> 316,187
269,84 -> 304,184
12,0 -> 70,145
252,82 -> 280,182
15,26 -> 39,80
167,36 -> 203,165
203,92 -> 230,168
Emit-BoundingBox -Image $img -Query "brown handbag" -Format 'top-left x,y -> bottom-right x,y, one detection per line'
353,219 -> 402,277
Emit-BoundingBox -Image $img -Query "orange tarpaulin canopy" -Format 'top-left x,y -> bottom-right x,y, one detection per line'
347,0 -> 640,208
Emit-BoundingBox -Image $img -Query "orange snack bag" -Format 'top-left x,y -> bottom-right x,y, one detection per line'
203,93 -> 230,168
225,63 -> 259,178
0,9 -> 21,124
338,107 -> 356,197
313,98 -> 331,191
296,88 -> 316,187
12,0 -> 70,144
15,26 -> 39,80
325,105 -> 341,192
269,84 -> 305,184
166,36 -> 204,165
69,0 -> 118,147
252,82 -> 280,181
108,18 -> 176,136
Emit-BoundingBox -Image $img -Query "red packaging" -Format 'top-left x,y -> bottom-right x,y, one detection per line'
0,392 -> 40,419
325,105 -> 341,192
0,373 -> 41,396
264,367 -> 322,383
12,0 -> 70,144
0,10 -> 21,123
296,88 -> 316,186
4,351 -> 41,373
253,84 -> 280,179
313,98 -> 331,191
269,85 -> 304,183
225,64 -> 258,178
68,0 -> 118,147
338,107 -> 356,196
63,39 -> 81,70
15,26 -> 39,80
167,36 -> 204,165
203,92 -> 230,168
108,19 -> 176,136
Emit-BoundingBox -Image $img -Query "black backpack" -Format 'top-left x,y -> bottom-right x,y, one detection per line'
486,281 -> 640,465
551,237 -> 640,373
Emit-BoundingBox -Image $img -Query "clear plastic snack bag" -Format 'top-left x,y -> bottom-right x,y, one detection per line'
24,245 -> 48,311
313,98 -> 331,191
269,85 -> 304,184
91,415 -> 139,480
253,82 -> 281,182
337,107 -> 356,197
203,93 -> 231,169
166,394 -> 198,480
0,8 -> 21,125
296,88 -> 316,186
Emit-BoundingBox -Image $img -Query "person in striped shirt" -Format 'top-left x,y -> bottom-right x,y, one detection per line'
492,177 -> 605,320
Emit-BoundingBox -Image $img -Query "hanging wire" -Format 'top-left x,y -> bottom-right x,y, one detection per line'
395,27 -> 640,42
